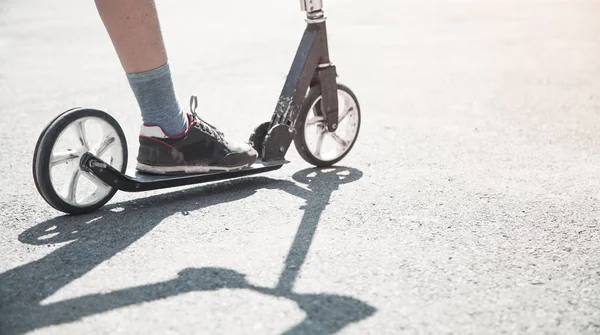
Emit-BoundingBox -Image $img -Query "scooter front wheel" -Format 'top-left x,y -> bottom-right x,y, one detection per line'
33,108 -> 128,215
294,84 -> 361,167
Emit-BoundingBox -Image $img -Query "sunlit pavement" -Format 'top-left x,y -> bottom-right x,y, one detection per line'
1,0 -> 599,334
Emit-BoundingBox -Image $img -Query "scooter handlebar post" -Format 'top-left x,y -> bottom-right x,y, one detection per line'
300,0 -> 323,13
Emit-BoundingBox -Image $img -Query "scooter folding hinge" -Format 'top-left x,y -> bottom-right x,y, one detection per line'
300,0 -> 323,13
261,124 -> 296,162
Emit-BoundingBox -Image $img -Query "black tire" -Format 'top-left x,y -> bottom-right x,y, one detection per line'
294,84 -> 361,167
33,108 -> 128,215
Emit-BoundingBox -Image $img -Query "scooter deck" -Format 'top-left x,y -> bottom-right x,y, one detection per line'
81,153 -> 287,193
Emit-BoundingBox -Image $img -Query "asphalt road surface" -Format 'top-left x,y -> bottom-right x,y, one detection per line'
1,0 -> 600,334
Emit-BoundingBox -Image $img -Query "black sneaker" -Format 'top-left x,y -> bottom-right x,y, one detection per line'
136,96 -> 258,174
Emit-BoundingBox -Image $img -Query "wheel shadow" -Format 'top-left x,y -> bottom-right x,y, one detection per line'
0,167 -> 375,334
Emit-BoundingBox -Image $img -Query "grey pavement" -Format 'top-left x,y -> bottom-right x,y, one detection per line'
1,0 -> 600,334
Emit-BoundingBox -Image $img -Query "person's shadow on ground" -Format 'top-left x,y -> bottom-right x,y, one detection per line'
0,167 -> 375,334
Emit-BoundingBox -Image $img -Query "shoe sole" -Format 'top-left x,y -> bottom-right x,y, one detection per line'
136,162 -> 253,175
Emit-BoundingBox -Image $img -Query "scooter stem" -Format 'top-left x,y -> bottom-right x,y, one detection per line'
300,0 -> 323,13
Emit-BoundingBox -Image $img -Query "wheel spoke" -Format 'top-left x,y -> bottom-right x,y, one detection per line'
95,135 -> 116,157
50,150 -> 79,167
306,115 -> 326,126
65,169 -> 81,202
314,131 -> 326,158
316,124 -> 325,136
338,106 -> 354,124
339,93 -> 356,124
330,132 -> 349,148
342,93 -> 353,109
75,120 -> 90,151
82,171 -> 111,192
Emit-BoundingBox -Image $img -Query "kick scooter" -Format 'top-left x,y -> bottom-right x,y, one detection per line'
32,0 -> 362,215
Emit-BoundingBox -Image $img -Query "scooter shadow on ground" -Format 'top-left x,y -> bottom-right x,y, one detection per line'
1,167 -> 375,334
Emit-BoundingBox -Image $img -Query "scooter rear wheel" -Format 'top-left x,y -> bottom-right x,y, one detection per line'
294,84 -> 361,167
33,108 -> 128,215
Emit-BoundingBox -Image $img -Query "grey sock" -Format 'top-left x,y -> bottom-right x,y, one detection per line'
127,63 -> 188,136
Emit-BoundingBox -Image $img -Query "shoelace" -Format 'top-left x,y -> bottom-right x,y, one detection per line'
189,95 -> 225,142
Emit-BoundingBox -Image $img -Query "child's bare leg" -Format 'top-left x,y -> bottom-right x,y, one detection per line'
95,0 -> 187,136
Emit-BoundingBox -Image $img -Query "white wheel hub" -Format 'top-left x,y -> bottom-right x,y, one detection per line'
49,117 -> 125,207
